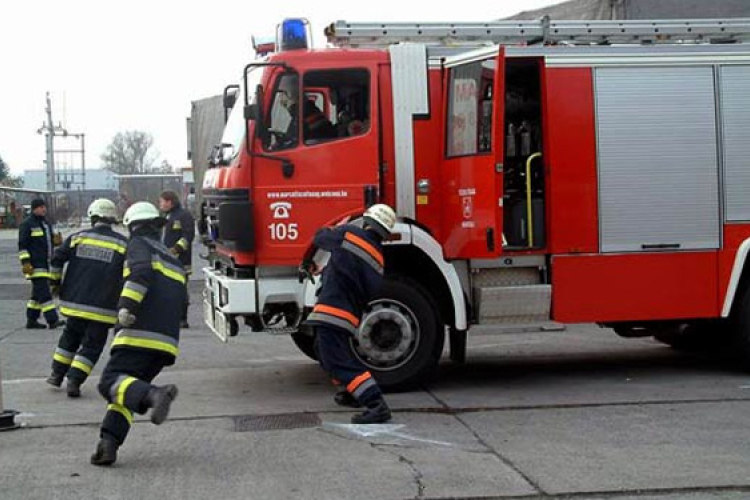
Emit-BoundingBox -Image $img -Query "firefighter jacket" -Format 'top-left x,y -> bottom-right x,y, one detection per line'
114,234 -> 187,365
305,224 -> 384,336
18,215 -> 55,279
162,203 -> 195,270
50,224 -> 128,325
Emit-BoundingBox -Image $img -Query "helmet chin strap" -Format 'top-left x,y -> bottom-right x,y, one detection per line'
364,220 -> 389,240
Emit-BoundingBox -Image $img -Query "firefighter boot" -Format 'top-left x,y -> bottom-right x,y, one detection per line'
334,390 -> 362,408
46,372 -> 64,388
351,397 -> 392,424
90,436 -> 118,466
48,320 -> 66,330
145,385 -> 179,425
67,379 -> 81,398
27,321 -> 46,330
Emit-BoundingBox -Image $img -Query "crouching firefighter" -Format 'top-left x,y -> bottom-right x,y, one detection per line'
47,199 -> 127,397
18,198 -> 64,329
300,204 -> 397,424
91,202 -> 187,466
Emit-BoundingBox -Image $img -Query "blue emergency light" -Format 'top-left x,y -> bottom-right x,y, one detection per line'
277,18 -> 311,51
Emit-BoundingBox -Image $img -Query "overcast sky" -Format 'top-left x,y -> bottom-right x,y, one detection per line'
0,0 -> 563,176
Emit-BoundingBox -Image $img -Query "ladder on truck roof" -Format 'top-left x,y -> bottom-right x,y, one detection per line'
325,18 -> 750,48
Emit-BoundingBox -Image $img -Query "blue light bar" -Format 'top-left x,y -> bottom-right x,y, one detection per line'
277,18 -> 311,51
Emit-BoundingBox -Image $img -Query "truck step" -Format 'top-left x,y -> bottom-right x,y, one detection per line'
474,284 -> 552,325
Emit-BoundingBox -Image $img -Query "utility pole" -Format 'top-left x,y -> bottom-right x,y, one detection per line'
39,93 -> 60,192
37,93 -> 87,222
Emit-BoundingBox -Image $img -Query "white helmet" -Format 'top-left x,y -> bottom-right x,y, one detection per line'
87,198 -> 118,221
363,204 -> 397,236
123,202 -> 161,227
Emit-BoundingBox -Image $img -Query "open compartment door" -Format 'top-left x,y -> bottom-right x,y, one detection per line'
441,47 -> 505,259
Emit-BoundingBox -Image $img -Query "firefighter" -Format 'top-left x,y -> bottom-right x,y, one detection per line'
159,190 -> 195,328
46,199 -> 127,397
90,202 -> 186,466
18,198 -> 64,329
301,204 -> 397,424
303,99 -> 337,142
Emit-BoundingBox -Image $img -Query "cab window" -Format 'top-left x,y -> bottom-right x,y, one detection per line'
264,72 -> 300,151
302,69 -> 370,145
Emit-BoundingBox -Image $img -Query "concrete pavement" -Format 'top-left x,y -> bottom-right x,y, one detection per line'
2,231 -> 750,499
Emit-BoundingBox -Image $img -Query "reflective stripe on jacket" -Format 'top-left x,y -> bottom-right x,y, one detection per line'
305,225 -> 384,336
18,215 -> 54,277
115,235 -> 186,364
51,225 -> 128,324
162,204 -> 195,270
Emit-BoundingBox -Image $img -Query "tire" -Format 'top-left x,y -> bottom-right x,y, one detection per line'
291,329 -> 318,361
348,276 -> 444,390
731,286 -> 750,367
654,321 -> 727,354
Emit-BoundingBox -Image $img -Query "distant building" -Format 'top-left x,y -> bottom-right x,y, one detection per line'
23,168 -> 117,192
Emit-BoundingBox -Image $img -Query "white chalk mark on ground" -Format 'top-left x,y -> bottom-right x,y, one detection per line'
321,422 -> 454,447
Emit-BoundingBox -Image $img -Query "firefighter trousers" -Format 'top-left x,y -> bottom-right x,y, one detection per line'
27,278 -> 59,324
51,317 -> 109,384
97,348 -> 170,446
314,326 -> 382,405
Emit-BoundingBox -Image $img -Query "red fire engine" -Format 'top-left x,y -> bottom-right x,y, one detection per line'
201,18 -> 750,388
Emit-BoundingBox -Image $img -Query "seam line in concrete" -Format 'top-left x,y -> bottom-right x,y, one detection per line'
417,484 -> 750,499
424,386 -> 545,496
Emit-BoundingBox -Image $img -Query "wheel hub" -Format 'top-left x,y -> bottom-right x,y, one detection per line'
354,300 -> 420,370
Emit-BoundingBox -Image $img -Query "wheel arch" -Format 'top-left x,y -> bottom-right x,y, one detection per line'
722,237 -> 750,318
384,223 -> 467,331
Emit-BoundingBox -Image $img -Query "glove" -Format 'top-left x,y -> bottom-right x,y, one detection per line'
50,283 -> 60,297
117,308 -> 136,327
169,246 -> 180,256
298,259 -> 316,284
53,233 -> 63,246
21,262 -> 33,276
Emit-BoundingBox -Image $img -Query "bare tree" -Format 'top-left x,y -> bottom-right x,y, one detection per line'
101,131 -> 156,174
0,154 -> 23,187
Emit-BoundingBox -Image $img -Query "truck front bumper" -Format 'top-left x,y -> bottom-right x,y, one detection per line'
203,267 -> 257,342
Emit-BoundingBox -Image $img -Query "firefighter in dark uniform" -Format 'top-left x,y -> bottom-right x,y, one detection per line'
301,204 -> 397,424
159,190 -> 195,328
18,198 -> 64,329
90,202 -> 186,466
46,199 -> 127,397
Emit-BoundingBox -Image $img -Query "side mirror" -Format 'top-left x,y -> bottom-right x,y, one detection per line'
244,103 -> 260,121
223,85 -> 240,123
219,143 -> 236,166
246,84 -> 269,149
207,144 -> 221,167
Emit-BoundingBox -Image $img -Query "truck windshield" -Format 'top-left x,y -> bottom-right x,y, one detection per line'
220,66 -> 263,157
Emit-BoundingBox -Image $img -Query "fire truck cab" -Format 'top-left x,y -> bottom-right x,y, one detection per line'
202,18 -> 750,388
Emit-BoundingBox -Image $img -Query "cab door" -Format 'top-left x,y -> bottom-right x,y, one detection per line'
251,61 -> 382,266
441,48 -> 505,259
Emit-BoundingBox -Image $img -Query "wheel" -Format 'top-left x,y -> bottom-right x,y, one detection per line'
654,321 -> 726,353
227,314 -> 239,337
348,276 -> 444,390
731,286 -> 750,366
291,329 -> 318,361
